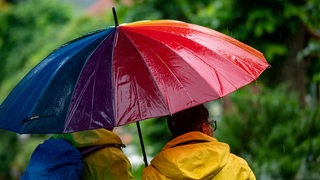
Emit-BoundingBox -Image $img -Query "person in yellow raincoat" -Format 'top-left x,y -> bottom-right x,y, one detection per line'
142,104 -> 255,180
56,128 -> 134,180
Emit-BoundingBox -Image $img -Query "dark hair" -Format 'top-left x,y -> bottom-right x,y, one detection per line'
167,104 -> 209,137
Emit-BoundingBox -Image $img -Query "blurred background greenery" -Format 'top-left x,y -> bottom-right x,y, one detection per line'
0,0 -> 319,179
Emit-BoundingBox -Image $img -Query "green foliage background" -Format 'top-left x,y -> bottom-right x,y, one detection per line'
216,85 -> 320,179
0,0 -> 319,179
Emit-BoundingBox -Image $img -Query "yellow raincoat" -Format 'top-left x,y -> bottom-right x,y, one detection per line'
56,128 -> 134,180
142,131 -> 255,180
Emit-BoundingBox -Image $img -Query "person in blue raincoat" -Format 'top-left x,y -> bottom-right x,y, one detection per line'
22,128 -> 134,180
142,104 -> 255,180
21,138 -> 83,180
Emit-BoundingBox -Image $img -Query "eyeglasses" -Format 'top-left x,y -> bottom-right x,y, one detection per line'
204,119 -> 217,131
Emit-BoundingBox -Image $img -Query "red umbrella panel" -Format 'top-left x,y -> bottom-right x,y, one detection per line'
0,19 -> 269,134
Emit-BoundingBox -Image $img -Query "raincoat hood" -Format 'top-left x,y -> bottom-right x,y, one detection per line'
55,128 -> 134,180
55,128 -> 123,148
143,131 -> 255,180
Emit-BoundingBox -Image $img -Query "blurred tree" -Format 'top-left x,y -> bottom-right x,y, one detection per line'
0,130 -> 18,178
116,0 -> 320,105
0,0 -> 72,101
215,85 -> 320,179
219,0 -> 320,105
0,0 -> 73,178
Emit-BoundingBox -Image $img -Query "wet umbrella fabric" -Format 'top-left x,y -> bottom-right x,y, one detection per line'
0,20 -> 269,134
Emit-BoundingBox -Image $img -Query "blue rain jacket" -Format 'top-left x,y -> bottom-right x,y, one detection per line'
21,138 -> 83,180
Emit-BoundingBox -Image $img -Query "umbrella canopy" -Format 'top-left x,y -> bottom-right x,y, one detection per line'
0,18 -> 269,134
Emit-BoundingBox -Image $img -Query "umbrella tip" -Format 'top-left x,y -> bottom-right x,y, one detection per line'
112,7 -> 119,27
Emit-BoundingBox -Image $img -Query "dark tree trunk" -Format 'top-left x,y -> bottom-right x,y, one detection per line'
280,25 -> 307,106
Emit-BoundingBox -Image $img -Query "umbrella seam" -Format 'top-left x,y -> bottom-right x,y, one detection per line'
122,20 -> 265,60
120,28 -> 237,98
118,28 -> 200,114
116,29 -> 170,118
64,29 -> 117,131
122,24 -> 267,75
120,27 -> 267,96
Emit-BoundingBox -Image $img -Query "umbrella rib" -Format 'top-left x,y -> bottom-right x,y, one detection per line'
64,29 -> 117,131
124,25 -> 266,76
126,21 -> 265,60
64,72 -> 96,129
123,29 -> 240,97
117,31 -> 173,113
126,29 -> 254,92
141,46 -> 198,104
167,40 -> 239,95
147,47 -> 200,103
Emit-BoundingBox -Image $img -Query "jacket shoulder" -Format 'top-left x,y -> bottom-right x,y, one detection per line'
215,154 -> 256,180
142,165 -> 171,180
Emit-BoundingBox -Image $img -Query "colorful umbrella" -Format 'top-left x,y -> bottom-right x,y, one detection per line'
0,9 -> 269,134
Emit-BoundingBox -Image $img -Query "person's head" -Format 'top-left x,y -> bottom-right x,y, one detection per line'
167,104 -> 215,137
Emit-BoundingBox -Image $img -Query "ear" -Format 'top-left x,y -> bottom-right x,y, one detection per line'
200,123 -> 206,133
